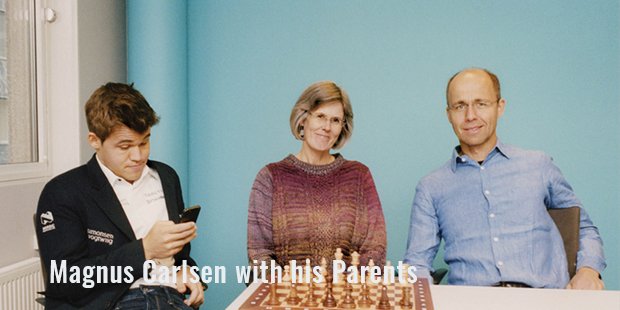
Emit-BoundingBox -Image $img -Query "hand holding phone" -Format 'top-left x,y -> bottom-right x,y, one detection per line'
180,205 -> 201,223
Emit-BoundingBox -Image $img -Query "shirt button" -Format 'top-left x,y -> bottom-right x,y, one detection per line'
489,213 -> 495,218
497,261 -> 504,267
493,237 -> 499,242
484,190 -> 490,195
480,166 -> 485,170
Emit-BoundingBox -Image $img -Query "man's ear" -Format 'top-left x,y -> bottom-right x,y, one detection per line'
497,98 -> 506,118
446,105 -> 453,124
87,132 -> 102,150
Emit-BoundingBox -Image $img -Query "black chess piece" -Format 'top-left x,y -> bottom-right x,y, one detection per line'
266,283 -> 280,306
322,274 -> 337,307
399,285 -> 413,308
376,285 -> 392,310
286,282 -> 302,305
339,279 -> 356,309
302,281 -> 319,307
357,283 -> 373,308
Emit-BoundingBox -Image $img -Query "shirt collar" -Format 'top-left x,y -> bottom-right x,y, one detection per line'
451,139 -> 511,172
95,155 -> 158,187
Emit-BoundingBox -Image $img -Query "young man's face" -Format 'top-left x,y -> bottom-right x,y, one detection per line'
88,125 -> 151,183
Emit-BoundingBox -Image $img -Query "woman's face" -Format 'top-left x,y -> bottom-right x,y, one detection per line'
301,101 -> 345,155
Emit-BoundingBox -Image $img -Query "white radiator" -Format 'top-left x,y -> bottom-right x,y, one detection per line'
0,257 -> 44,310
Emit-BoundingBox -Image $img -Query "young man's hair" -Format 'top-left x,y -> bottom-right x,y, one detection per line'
85,82 -> 160,141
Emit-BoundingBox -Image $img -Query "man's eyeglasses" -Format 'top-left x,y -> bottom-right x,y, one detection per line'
448,100 -> 498,113
307,111 -> 345,127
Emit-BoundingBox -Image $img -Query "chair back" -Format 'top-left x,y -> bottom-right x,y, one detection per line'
33,214 -> 47,306
548,207 -> 580,279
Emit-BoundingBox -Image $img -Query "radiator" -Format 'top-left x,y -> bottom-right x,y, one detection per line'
0,257 -> 44,310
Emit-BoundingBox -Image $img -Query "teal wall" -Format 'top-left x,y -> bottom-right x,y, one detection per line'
130,1 -> 619,308
127,0 -> 189,197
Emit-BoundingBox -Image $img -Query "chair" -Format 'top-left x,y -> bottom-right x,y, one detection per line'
548,206 -> 580,279
431,268 -> 448,285
431,206 -> 581,284
33,214 -> 47,306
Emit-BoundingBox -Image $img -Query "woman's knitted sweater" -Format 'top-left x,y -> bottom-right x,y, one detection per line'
248,154 -> 386,268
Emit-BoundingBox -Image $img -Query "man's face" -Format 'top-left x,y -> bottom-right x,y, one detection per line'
446,70 -> 505,155
88,125 -> 151,183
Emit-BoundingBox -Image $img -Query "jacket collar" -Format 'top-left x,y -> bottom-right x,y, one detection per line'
86,155 -> 181,239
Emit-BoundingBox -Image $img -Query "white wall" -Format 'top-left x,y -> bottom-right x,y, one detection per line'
77,0 -> 127,163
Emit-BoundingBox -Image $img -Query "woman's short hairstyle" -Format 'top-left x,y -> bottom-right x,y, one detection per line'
85,82 -> 160,142
289,81 -> 353,149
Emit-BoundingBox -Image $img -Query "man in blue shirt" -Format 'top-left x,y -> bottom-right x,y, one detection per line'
403,68 -> 605,289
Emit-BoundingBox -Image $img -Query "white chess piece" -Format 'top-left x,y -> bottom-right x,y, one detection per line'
367,259 -> 376,287
334,248 -> 345,286
350,251 -> 360,284
305,258 -> 312,284
351,251 -> 360,267
335,248 -> 344,261
400,263 -> 410,286
320,257 -> 328,285
383,260 -> 394,285
283,264 -> 291,287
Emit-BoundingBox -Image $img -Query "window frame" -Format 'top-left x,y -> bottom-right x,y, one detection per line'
0,0 -> 50,182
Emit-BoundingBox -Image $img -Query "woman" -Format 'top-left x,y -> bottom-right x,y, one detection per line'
247,81 -> 386,269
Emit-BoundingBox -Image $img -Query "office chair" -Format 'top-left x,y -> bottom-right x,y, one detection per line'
431,206 -> 581,284
548,206 -> 580,279
33,214 -> 47,306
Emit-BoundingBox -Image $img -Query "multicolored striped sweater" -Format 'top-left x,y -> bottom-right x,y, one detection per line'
248,154 -> 386,268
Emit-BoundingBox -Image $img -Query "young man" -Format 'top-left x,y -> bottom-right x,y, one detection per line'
403,68 -> 605,289
36,83 -> 204,309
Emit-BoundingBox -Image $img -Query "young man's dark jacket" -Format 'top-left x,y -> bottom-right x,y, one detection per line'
35,155 -> 196,309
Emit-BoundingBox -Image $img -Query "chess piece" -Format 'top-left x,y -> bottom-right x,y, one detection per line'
286,283 -> 302,305
302,281 -> 319,307
339,278 -> 356,309
266,282 -> 280,306
351,251 -> 360,267
335,248 -> 344,261
367,259 -> 376,287
376,285 -> 392,310
322,274 -> 338,307
350,251 -> 360,284
399,285 -> 413,308
380,260 -> 394,285
334,249 -> 346,287
357,283 -> 373,308
283,264 -> 291,287
305,258 -> 312,284
400,262 -> 410,285
320,257 -> 328,286
321,257 -> 328,273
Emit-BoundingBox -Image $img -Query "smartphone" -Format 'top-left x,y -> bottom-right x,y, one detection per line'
180,205 -> 201,223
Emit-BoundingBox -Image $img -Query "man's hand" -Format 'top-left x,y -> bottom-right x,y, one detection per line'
143,221 -> 197,260
566,267 -> 604,290
176,266 -> 205,308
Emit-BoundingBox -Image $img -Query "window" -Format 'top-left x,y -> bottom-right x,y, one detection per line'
0,0 -> 47,181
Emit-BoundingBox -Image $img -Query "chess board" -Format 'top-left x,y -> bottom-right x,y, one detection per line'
238,278 -> 434,310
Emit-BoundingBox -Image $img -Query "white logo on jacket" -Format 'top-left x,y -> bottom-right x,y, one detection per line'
87,229 -> 114,245
40,211 -> 56,233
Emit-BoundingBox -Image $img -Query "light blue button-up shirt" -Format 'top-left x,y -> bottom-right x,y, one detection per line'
403,141 -> 606,288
